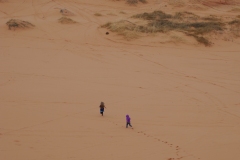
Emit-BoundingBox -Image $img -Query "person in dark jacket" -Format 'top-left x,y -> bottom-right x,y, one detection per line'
126,114 -> 132,128
99,102 -> 106,116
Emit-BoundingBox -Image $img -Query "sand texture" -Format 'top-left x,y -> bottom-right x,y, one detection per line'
0,0 -> 240,160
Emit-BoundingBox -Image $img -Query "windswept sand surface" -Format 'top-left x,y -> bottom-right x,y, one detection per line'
0,0 -> 240,160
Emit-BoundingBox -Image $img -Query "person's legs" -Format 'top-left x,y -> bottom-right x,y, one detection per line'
100,109 -> 104,116
102,108 -> 104,116
129,123 -> 132,127
126,122 -> 131,128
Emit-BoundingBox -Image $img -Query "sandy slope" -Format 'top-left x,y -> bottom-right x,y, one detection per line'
0,0 -> 240,160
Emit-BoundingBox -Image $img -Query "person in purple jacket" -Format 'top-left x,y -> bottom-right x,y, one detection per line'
126,114 -> 132,128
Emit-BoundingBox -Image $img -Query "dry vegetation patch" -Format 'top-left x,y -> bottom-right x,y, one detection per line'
173,11 -> 200,21
94,13 -> 102,16
229,8 -> 240,12
102,20 -> 140,40
229,19 -> 240,25
58,17 -> 77,24
126,0 -> 147,5
112,0 -> 147,5
120,11 -> 126,14
132,11 -> 172,20
228,19 -> 240,37
6,19 -> 34,30
102,10 -> 228,46
139,0 -> 147,3
202,15 -> 221,21
201,0 -> 238,6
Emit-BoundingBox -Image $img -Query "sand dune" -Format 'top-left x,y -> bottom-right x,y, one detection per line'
0,0 -> 240,160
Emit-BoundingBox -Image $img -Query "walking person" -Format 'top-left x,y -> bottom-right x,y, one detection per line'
126,114 -> 132,128
99,102 -> 106,116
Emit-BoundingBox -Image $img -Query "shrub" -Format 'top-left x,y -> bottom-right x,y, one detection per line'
6,19 -> 34,30
58,17 -> 77,24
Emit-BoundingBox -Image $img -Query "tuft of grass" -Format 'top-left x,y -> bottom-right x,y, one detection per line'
194,35 -> 211,46
101,21 -> 136,32
202,15 -> 221,21
228,19 -> 240,37
126,0 -> 147,5
228,19 -> 240,25
139,0 -> 147,3
6,19 -> 34,30
173,12 -> 199,20
58,17 -> 77,24
126,0 -> 138,5
94,13 -> 102,16
120,11 -> 126,14
189,22 -> 224,35
132,10 -> 172,20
